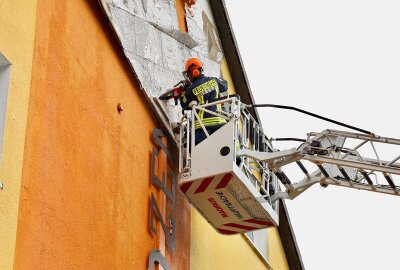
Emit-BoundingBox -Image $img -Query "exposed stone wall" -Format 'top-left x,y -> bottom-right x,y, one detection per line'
100,0 -> 224,125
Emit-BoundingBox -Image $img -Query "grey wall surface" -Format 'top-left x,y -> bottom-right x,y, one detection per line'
100,0 -> 224,126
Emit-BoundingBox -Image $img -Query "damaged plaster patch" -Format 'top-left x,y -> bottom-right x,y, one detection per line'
125,51 -> 153,92
109,6 -> 136,53
183,45 -> 200,65
112,0 -> 146,18
141,0 -> 148,12
202,11 -> 223,62
171,30 -> 199,49
135,16 -> 163,66
112,0 -> 179,44
127,52 -> 182,123
144,0 -> 177,35
100,0 -> 224,127
182,46 -> 220,78
127,52 -> 181,97
186,14 -> 204,47
201,56 -> 221,78
161,34 -> 184,72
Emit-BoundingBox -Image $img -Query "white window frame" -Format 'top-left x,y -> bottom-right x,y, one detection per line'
246,229 -> 269,260
0,52 -> 11,160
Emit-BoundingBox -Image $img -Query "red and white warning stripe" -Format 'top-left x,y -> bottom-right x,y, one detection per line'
179,173 -> 233,195
179,173 -> 275,235
217,219 -> 274,235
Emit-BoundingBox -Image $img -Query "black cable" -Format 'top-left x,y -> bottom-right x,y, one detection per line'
272,138 -> 306,142
250,104 -> 373,135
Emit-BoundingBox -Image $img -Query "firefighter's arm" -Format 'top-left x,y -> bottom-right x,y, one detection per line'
179,92 -> 189,111
216,77 -> 228,93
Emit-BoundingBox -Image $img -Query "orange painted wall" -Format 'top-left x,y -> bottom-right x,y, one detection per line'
176,0 -> 188,33
14,1 -> 189,269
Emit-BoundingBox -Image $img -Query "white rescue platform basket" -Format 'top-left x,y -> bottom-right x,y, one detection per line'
177,97 -> 279,235
176,96 -> 400,234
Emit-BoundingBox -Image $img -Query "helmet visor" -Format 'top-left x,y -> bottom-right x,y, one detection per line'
182,70 -> 190,80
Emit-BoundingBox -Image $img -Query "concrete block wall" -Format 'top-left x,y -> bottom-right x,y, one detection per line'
100,0 -> 224,126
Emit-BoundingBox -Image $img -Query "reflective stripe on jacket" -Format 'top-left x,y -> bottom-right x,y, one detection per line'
180,75 -> 228,129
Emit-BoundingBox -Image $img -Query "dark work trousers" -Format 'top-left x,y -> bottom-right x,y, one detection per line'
195,124 -> 224,145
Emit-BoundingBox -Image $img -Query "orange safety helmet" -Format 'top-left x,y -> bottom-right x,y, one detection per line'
185,57 -> 203,79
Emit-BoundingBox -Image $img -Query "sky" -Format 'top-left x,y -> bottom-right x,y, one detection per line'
225,1 -> 400,270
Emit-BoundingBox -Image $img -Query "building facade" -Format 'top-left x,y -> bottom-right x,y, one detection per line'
0,1 -> 303,269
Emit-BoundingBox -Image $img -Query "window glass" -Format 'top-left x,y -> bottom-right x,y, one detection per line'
0,53 -> 11,160
246,229 -> 268,259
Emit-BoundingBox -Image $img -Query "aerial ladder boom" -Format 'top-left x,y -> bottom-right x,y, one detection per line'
240,129 -> 400,202
175,96 -> 400,235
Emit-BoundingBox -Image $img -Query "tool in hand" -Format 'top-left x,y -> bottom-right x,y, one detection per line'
159,80 -> 190,105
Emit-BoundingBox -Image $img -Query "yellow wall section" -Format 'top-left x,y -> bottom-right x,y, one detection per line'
190,59 -> 269,270
191,210 -> 271,270
0,1 -> 38,269
220,58 -> 291,270
268,227 -> 290,270
220,58 -> 236,95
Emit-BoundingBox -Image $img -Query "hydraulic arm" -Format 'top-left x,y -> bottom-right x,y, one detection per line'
172,96 -> 400,234
240,129 -> 400,202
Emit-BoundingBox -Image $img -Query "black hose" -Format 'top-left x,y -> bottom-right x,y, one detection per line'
213,94 -> 240,103
272,138 -> 307,142
250,104 -> 373,135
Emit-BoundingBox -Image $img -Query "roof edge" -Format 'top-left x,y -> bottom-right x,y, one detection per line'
208,0 -> 260,123
209,1 -> 305,269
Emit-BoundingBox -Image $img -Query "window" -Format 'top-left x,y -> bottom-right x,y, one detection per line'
246,229 -> 269,259
0,52 -> 11,160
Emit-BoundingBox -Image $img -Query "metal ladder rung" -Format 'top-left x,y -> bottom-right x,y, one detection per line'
275,171 -> 291,185
383,173 -> 397,190
296,161 -> 309,176
360,171 -> 374,186
317,164 -> 330,178
338,167 -> 351,181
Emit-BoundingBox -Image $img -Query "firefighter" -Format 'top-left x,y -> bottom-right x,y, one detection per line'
180,57 -> 228,145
